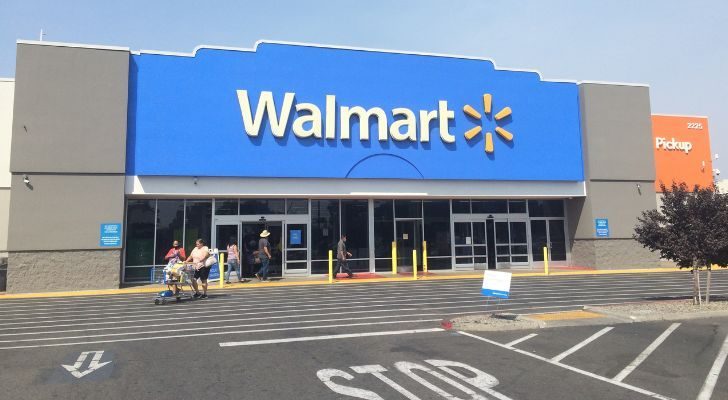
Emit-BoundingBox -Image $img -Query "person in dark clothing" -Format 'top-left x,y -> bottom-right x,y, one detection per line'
255,230 -> 273,282
336,234 -> 354,279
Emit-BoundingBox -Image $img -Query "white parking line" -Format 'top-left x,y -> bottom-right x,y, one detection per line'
696,333 -> 728,400
613,323 -> 681,382
219,328 -> 444,346
0,318 -> 441,350
458,331 -> 674,400
2,284 -> 716,325
551,327 -> 614,362
505,333 -> 538,348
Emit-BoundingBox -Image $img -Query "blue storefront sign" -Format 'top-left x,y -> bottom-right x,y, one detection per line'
290,230 -> 302,245
127,42 -> 584,182
595,218 -> 610,238
99,223 -> 122,247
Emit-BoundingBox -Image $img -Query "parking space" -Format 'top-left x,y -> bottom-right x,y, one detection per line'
461,317 -> 728,400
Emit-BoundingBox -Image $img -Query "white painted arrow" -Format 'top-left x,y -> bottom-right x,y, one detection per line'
62,350 -> 111,378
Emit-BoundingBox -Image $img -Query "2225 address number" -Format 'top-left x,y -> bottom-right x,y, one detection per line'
687,122 -> 703,130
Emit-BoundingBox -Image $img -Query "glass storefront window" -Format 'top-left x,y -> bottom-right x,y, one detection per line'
125,200 -> 155,266
341,200 -> 369,262
530,220 -> 547,261
508,200 -> 527,214
240,199 -> 285,215
311,199 -> 339,266
185,200 -> 212,252
423,201 -> 451,264
549,219 -> 567,261
215,199 -> 238,215
373,200 -> 394,270
454,222 -> 471,245
124,266 -> 153,282
452,200 -> 470,214
528,200 -> 564,217
395,200 -> 422,218
286,199 -> 309,214
154,200 -> 185,265
472,200 -> 507,214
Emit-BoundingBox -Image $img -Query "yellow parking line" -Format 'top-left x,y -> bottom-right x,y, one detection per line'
528,310 -> 605,321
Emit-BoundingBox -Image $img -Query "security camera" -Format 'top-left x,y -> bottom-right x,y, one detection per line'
23,175 -> 30,184
714,169 -> 721,176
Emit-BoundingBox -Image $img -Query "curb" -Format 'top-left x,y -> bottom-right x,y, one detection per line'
584,306 -> 728,323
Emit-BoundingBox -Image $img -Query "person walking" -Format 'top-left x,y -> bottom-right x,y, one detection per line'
186,238 -> 211,299
225,238 -> 242,284
255,230 -> 273,282
336,233 -> 354,279
163,240 -> 186,267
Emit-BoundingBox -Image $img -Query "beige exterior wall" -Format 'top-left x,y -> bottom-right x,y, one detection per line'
0,79 -> 13,256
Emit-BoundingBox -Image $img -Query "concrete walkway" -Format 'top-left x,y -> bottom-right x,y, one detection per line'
0,266 -> 677,299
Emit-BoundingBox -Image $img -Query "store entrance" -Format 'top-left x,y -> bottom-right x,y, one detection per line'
215,223 -> 240,281
395,219 -> 422,272
237,221 -> 282,279
530,219 -> 567,263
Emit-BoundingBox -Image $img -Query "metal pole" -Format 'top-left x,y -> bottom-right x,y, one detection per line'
412,249 -> 417,280
392,241 -> 397,276
423,241 -> 428,275
328,250 -> 333,283
219,253 -> 225,288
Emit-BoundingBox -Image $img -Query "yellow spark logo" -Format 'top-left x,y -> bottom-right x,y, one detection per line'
462,94 -> 514,154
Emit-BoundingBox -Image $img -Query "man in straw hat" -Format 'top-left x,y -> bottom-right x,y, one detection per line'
255,229 -> 273,282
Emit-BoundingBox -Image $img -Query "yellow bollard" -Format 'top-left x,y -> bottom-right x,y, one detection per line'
543,246 -> 549,276
422,241 -> 428,275
392,241 -> 397,276
219,252 -> 225,288
412,249 -> 417,280
328,250 -> 333,283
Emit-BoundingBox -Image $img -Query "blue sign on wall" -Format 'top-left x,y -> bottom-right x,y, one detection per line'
290,230 -> 302,245
595,218 -> 610,238
99,223 -> 122,247
127,42 -> 584,181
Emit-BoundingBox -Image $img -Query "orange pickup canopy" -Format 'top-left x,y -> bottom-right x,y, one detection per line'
652,115 -> 713,191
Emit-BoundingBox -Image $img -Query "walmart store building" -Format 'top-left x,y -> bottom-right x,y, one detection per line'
0,40 -> 666,293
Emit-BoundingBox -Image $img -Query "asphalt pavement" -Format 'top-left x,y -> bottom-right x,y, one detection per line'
0,270 -> 727,399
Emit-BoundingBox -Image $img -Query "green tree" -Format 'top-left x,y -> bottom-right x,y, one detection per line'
634,182 -> 728,304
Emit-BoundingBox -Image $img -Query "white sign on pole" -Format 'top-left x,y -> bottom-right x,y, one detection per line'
481,270 -> 512,299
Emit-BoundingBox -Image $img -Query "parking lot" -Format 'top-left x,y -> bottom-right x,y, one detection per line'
0,271 -> 726,399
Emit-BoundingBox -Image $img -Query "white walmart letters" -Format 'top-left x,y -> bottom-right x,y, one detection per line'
655,137 -> 692,154
236,90 -> 455,144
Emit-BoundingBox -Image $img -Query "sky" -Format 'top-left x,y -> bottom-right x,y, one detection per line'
1,0 -> 726,170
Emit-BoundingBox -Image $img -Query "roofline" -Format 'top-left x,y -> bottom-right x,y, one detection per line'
13,38 -> 651,87
652,113 -> 710,119
16,39 -> 129,52
577,80 -> 650,88
133,39 -> 650,87
0,78 -> 14,82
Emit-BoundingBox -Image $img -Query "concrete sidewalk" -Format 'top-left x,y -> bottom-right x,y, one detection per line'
0,266 -> 679,299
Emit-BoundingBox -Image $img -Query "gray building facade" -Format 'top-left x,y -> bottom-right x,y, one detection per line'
6,42 -> 129,292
